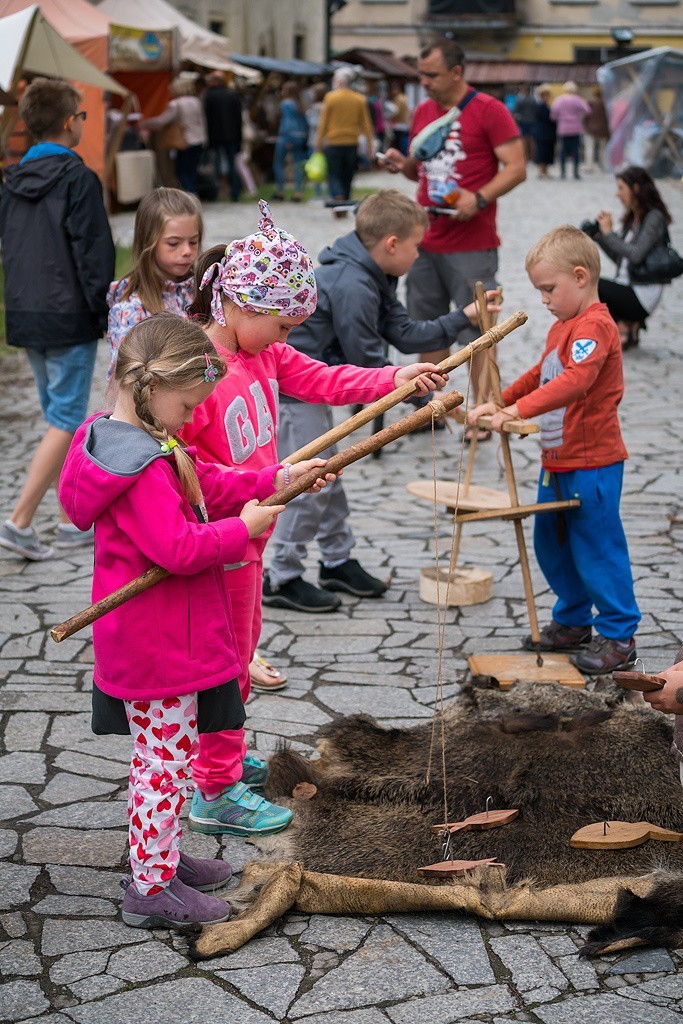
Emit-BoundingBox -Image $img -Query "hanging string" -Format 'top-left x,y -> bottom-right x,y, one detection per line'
425,364 -> 473,835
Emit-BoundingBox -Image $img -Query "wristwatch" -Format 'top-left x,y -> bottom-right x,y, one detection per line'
475,191 -> 488,210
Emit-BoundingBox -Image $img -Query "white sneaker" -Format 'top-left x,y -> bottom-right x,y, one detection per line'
0,521 -> 53,561
53,524 -> 94,550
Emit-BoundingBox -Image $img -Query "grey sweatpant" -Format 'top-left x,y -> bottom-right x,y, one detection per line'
406,248 -> 499,348
267,403 -> 354,588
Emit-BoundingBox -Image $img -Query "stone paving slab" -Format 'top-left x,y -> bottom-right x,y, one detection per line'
1,169 -> 683,1021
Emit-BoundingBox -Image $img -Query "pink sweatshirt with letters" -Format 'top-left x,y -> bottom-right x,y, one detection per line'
59,413 -> 281,701
181,341 -> 398,560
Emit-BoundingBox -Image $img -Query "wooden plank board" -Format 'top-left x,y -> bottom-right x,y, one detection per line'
407,480 -> 510,512
453,500 -> 580,524
450,407 -> 539,435
468,652 -> 586,689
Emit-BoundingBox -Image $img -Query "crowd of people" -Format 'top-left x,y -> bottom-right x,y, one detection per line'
122,67 -> 414,206
0,39 -> 679,933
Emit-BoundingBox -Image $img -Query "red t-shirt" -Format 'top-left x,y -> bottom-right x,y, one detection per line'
410,92 -> 520,254
501,302 -> 628,472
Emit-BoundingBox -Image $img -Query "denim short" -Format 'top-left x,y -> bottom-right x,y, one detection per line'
25,341 -> 99,433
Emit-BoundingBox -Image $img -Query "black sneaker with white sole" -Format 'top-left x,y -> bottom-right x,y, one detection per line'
318,558 -> 388,598
262,572 -> 341,613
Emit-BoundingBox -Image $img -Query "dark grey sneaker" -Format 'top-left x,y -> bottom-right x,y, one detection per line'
319,558 -> 388,598
263,572 -> 340,613
0,521 -> 53,561
571,635 -> 637,676
522,619 -> 592,652
121,874 -> 231,928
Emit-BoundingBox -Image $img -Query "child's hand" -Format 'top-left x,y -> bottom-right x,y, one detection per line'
467,401 -> 496,425
489,407 -> 518,432
239,499 -> 285,539
395,363 -> 449,394
642,663 -> 683,715
463,290 -> 502,327
275,459 -> 340,494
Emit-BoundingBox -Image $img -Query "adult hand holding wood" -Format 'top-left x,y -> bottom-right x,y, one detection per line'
642,662 -> 683,714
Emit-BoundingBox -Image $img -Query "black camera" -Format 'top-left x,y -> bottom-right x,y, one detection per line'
580,219 -> 600,238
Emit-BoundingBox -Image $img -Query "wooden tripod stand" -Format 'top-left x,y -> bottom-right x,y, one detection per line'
408,284 -> 585,689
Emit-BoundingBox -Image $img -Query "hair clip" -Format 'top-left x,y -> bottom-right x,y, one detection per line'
204,352 -> 218,383
160,438 -> 178,454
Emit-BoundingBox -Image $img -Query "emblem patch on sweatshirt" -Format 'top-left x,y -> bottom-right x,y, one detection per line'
571,338 -> 597,363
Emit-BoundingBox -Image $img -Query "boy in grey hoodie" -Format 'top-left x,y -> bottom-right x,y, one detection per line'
264,188 -> 497,613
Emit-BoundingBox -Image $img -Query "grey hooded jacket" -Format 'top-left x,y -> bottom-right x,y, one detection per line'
282,231 -> 470,402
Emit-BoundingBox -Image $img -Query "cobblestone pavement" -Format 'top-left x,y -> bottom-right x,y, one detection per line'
2,169 -> 683,1023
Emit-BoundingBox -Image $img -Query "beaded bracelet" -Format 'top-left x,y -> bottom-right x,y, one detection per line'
283,463 -> 292,486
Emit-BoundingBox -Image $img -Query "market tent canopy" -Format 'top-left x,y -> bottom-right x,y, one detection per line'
98,0 -> 259,78
0,0 -> 125,176
229,53 -> 331,77
465,61 -> 599,86
0,0 -> 110,64
0,5 -> 128,96
334,48 -> 418,81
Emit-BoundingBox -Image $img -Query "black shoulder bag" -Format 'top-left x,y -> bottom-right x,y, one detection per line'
630,227 -> 683,285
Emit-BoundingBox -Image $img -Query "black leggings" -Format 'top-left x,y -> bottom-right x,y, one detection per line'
598,277 -> 649,326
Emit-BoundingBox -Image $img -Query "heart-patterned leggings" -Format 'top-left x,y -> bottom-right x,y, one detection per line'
124,694 -> 199,895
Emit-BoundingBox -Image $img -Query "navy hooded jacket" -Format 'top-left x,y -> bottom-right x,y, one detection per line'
0,150 -> 115,349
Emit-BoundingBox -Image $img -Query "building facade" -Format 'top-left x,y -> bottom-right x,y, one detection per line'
330,0 -> 683,62
172,0 -> 326,62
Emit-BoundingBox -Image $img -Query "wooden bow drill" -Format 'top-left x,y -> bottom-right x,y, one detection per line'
285,310 -> 528,463
51,389 -> 465,643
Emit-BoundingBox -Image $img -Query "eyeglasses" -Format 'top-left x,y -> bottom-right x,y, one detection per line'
72,111 -> 87,122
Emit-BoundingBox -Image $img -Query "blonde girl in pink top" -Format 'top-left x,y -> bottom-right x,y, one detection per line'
181,200 -> 448,837
60,313 -> 334,928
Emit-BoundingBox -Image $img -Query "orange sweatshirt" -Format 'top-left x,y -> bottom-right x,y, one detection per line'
501,302 -> 628,471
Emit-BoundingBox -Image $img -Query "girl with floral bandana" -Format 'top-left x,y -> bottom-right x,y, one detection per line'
181,199 -> 448,838
59,313 -> 333,928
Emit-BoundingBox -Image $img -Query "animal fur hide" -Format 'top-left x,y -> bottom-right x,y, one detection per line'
189,681 -> 683,960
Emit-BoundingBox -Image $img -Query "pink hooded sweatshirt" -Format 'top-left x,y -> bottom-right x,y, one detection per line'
59,413 -> 281,702
181,341 -> 397,560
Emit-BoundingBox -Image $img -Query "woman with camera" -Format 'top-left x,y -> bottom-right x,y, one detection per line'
583,166 -> 675,350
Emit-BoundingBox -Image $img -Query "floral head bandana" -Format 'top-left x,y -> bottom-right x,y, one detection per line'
200,199 -> 317,325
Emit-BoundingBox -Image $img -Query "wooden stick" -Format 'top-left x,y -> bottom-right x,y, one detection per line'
284,310 -> 528,464
51,389 -> 465,643
449,282 -> 497,571
471,292 -> 543,656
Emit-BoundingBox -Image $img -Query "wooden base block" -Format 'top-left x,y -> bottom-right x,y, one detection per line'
468,652 -> 586,689
419,566 -> 493,607
407,480 -> 510,514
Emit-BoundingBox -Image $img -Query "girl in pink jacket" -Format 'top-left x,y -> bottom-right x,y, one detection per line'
59,313 -> 332,929
181,200 -> 447,838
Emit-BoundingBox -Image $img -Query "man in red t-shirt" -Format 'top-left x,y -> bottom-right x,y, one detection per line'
384,39 -> 526,418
